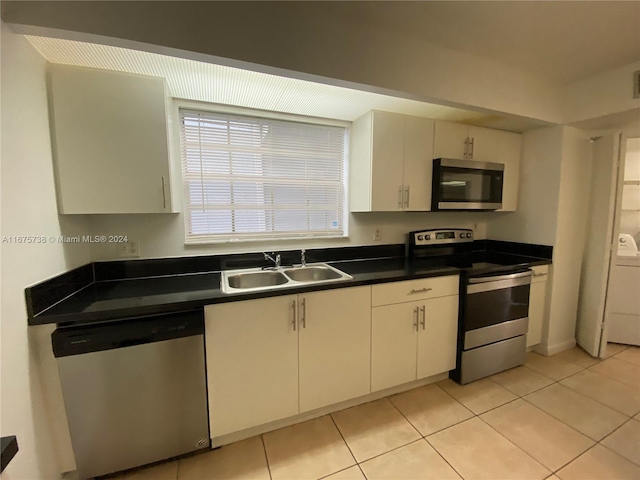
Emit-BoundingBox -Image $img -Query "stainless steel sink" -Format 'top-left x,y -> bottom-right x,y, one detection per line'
283,265 -> 343,282
227,271 -> 289,289
221,263 -> 352,294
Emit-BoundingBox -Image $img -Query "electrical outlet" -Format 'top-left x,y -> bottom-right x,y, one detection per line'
118,240 -> 140,258
373,228 -> 382,241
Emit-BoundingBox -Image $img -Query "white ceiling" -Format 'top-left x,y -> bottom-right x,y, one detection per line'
333,1 -> 640,85
26,35 -> 543,132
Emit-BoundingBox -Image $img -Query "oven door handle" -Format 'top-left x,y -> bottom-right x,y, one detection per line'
467,271 -> 532,294
468,270 -> 532,284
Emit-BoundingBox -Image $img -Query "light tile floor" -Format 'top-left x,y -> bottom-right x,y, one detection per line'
119,343 -> 640,480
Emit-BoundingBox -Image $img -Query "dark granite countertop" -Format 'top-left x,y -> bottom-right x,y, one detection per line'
1,436 -> 18,473
32,258 -> 461,325
29,247 -> 551,326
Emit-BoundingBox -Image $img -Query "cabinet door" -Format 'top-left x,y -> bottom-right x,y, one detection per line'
417,295 -> 459,379
299,286 -> 371,412
468,126 -> 501,163
50,65 -> 172,214
433,121 -> 469,160
371,301 -> 420,392
527,282 -> 546,347
371,112 -> 406,211
205,296 -> 299,437
404,117 -> 435,211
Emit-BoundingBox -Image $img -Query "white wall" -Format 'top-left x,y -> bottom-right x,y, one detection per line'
88,211 -> 489,261
0,23 -> 90,480
564,61 -> 640,124
487,126 -> 592,355
486,127 -> 563,245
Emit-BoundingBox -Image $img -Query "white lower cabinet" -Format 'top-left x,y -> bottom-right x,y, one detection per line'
205,295 -> 299,438
417,295 -> 459,379
527,265 -> 549,347
371,301 -> 421,392
371,276 -> 459,392
205,285 -> 371,439
299,287 -> 372,412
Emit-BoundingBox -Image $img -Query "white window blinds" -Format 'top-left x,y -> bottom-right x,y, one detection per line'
180,109 -> 347,243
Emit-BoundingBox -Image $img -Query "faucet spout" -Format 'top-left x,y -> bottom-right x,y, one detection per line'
263,252 -> 281,269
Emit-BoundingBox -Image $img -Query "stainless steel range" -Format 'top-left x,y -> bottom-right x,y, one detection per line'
407,228 -> 532,384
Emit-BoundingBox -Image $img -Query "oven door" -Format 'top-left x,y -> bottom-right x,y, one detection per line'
463,270 -> 532,350
432,158 -> 504,210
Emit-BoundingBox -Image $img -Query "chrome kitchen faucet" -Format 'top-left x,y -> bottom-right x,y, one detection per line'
263,252 -> 281,269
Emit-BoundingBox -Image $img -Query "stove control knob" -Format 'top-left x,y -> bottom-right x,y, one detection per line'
466,233 -> 472,238
418,235 -> 424,241
459,233 -> 464,238
426,234 -> 431,240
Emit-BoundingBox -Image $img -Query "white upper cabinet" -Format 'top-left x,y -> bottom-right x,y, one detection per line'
350,111 -> 435,212
49,65 -> 174,214
433,121 -> 521,211
433,121 -> 470,160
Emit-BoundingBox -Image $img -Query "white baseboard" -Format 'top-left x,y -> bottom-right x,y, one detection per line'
534,338 -> 576,356
211,372 -> 448,448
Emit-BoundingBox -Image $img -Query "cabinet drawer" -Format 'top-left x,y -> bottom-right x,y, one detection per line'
372,275 -> 459,307
531,265 -> 549,283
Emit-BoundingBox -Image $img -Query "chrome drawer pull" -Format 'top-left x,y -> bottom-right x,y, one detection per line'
420,305 -> 426,330
533,273 -> 547,277
409,288 -> 432,294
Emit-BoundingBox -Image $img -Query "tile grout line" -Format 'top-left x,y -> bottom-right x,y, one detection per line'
385,395 -> 428,438
355,438 -> 424,472
421,435 -> 466,480
552,443 -> 603,475
475,412 -> 554,476
384,389 -> 468,479
327,413 -> 359,469
259,435 -> 273,480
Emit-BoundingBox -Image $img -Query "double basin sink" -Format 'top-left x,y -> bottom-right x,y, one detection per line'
221,263 -> 353,294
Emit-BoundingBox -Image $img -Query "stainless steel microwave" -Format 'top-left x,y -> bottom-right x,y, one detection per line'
431,158 -> 504,211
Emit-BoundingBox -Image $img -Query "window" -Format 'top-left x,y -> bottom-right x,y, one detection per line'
180,109 -> 347,243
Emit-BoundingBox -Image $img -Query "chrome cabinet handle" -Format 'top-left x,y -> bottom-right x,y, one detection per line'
161,176 -> 167,209
300,298 -> 306,329
469,137 -> 475,159
398,186 -> 403,209
409,287 -> 432,294
420,305 -> 426,330
292,300 -> 297,331
413,307 -> 419,331
463,137 -> 469,159
404,185 -> 410,208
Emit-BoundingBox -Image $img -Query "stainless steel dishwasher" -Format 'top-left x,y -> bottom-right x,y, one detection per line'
52,310 -> 210,480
